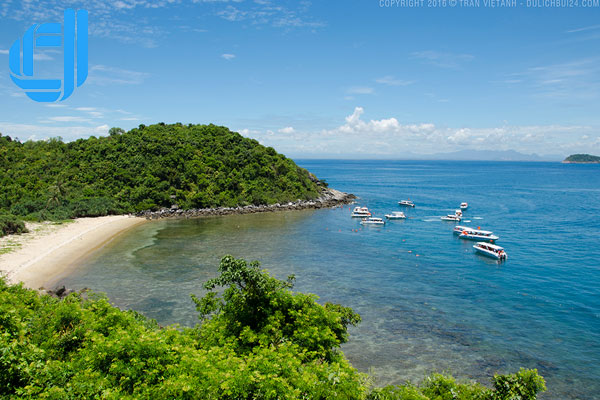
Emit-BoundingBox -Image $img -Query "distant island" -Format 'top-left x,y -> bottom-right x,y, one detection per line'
563,154 -> 600,163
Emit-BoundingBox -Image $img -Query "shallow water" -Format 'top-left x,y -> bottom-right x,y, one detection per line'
58,160 -> 600,399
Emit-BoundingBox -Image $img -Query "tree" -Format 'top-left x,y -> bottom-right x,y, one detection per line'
108,127 -> 125,137
193,255 -> 361,362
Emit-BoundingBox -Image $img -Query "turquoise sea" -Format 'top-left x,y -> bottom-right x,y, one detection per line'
57,161 -> 600,399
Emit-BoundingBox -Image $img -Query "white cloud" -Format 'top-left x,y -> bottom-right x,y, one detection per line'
278,126 -> 295,134
221,53 -> 236,60
0,123 -> 109,142
215,3 -> 323,28
88,65 -> 150,85
74,107 -> 104,118
512,58 -> 600,100
33,52 -> 54,61
236,107 -> 598,157
375,76 -> 414,86
45,116 -> 92,123
566,24 -> 600,33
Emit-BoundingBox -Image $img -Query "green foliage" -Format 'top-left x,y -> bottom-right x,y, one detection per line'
491,368 -> 547,400
0,125 -> 321,221
563,153 -> 600,163
366,371 -> 545,400
193,256 -> 362,362
0,214 -> 28,237
0,256 -> 546,400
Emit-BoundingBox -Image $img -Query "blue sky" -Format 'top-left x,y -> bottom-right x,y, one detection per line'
1,0 -> 599,158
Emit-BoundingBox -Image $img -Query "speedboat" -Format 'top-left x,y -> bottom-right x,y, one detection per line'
441,214 -> 461,222
351,206 -> 371,218
455,226 -> 499,242
385,211 -> 406,219
398,200 -> 415,207
360,217 -> 385,225
473,242 -> 507,260
453,225 -> 469,234
460,202 -> 468,209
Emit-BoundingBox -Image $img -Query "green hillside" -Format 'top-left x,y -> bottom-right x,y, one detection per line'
563,154 -> 600,163
0,124 -> 323,221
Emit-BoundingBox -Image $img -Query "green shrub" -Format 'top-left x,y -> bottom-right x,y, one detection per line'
0,257 -> 546,399
0,214 -> 28,237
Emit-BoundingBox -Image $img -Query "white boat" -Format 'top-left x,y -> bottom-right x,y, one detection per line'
398,200 -> 415,207
453,225 -> 469,234
460,202 -> 468,209
351,206 -> 371,218
360,217 -> 385,225
454,209 -> 463,217
441,214 -> 461,222
385,211 -> 406,219
473,242 -> 507,260
455,226 -> 499,242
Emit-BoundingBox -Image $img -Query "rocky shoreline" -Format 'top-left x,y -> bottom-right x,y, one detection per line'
135,188 -> 356,220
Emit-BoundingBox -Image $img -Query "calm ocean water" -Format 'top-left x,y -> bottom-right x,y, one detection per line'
58,161 -> 600,399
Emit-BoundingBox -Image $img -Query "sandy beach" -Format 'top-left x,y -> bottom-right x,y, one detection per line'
0,215 -> 146,290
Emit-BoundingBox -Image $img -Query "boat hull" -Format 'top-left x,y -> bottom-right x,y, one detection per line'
441,217 -> 461,222
459,234 -> 499,242
473,246 -> 507,260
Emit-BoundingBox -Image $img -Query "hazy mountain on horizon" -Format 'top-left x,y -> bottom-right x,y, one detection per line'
416,149 -> 562,161
295,149 -> 563,161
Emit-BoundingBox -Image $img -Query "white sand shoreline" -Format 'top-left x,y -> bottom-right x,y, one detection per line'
0,215 -> 146,289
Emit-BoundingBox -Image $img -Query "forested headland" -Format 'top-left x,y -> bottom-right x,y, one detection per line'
0,123 -> 325,229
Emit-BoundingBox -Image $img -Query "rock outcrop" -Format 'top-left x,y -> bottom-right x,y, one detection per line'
135,188 -> 356,220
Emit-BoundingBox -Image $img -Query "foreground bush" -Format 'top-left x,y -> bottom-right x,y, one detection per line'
0,214 -> 28,237
0,256 -> 545,399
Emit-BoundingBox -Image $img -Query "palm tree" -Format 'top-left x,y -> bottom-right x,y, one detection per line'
45,178 -> 66,210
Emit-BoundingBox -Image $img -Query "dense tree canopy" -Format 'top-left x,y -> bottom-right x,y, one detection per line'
0,256 -> 546,399
563,153 -> 600,163
0,124 -> 321,221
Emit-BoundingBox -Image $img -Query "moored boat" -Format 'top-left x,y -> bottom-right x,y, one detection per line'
398,200 -> 415,207
460,202 -> 468,209
473,242 -> 507,260
351,206 -> 371,218
456,226 -> 499,242
453,225 -> 469,234
385,211 -> 406,219
441,214 -> 461,222
360,217 -> 385,225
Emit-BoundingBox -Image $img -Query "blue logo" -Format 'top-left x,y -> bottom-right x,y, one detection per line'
9,9 -> 88,102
